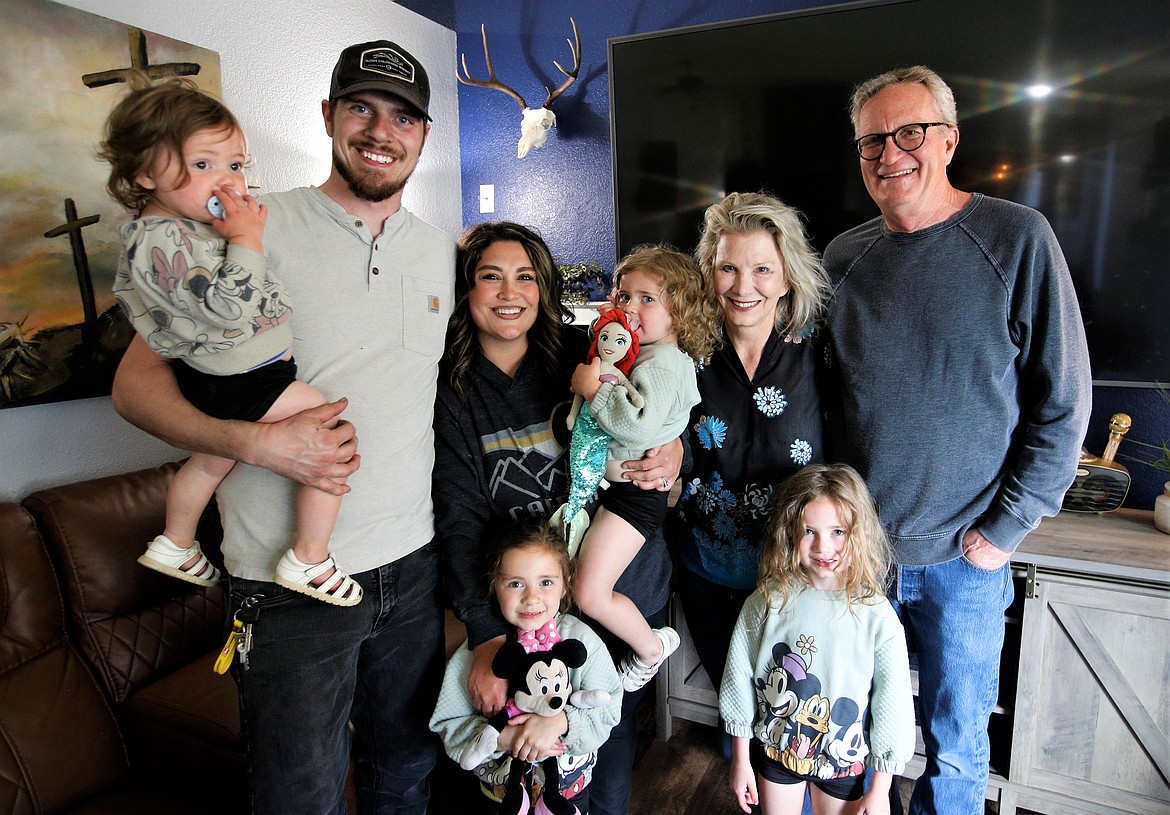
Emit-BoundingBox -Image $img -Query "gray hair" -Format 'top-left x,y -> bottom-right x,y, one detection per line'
849,65 -> 958,136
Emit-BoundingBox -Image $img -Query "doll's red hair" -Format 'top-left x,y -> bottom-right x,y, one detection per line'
586,309 -> 640,377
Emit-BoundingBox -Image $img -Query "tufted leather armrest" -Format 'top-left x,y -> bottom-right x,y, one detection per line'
22,462 -> 227,703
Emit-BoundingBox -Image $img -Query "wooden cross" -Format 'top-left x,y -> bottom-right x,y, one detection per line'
82,27 -> 201,88
43,199 -> 101,327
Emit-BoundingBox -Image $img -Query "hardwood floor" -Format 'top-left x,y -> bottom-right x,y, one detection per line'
629,713 -> 746,815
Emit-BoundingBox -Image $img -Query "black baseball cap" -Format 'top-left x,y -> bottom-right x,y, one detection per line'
329,40 -> 431,120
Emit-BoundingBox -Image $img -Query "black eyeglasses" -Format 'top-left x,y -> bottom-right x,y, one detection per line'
854,122 -> 950,160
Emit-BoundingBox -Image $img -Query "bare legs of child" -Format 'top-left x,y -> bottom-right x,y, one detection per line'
758,779 -> 854,815
573,507 -> 679,691
274,479 -> 359,606
139,452 -> 232,585
137,379 -> 361,606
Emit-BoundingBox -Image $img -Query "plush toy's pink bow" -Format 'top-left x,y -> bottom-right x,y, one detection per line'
516,618 -> 562,653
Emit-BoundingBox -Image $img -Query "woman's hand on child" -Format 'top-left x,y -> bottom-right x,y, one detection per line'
497,711 -> 568,762
469,637 -> 508,716
621,436 -> 684,492
211,186 -> 267,254
570,359 -> 603,401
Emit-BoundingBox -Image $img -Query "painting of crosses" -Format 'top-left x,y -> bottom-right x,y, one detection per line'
0,0 -> 222,409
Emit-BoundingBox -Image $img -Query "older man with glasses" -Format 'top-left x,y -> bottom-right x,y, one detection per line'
822,65 -> 1092,815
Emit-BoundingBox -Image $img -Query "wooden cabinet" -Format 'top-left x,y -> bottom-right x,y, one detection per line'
655,509 -> 1170,814
1003,511 -> 1170,815
654,597 -> 718,740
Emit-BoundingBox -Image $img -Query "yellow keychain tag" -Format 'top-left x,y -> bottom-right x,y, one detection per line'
213,619 -> 244,674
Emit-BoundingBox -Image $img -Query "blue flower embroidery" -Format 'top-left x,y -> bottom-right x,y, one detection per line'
693,527 -> 719,551
696,415 -> 728,450
711,473 -> 736,511
712,512 -> 735,539
754,386 -> 788,417
784,324 -> 815,344
695,472 -> 737,515
790,439 -> 813,465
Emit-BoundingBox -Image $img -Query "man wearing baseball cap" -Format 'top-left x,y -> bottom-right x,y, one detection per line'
114,39 -> 454,814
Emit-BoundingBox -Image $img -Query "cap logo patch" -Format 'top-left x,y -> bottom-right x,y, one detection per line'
360,47 -> 415,83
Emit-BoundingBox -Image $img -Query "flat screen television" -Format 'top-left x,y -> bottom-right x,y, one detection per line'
609,0 -> 1170,386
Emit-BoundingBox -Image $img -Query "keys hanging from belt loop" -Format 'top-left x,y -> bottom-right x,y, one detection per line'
215,595 -> 263,674
234,596 -> 262,671
236,624 -> 252,671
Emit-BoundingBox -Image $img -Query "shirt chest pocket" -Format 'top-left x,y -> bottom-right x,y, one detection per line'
401,274 -> 450,357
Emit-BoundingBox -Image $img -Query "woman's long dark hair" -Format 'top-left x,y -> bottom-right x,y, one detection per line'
442,222 -> 572,403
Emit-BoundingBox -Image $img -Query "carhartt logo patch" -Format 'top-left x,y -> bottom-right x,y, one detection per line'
428,295 -> 440,313
360,47 -> 415,83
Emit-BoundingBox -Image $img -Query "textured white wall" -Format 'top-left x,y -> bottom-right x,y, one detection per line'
0,0 -> 460,502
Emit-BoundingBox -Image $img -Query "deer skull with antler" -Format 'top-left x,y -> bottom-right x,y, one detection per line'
457,19 -> 581,158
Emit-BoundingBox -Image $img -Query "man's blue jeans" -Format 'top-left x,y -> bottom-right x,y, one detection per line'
228,542 -> 445,815
888,555 -> 1014,815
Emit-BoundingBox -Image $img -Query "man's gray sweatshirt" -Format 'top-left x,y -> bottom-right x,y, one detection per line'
824,193 -> 1092,565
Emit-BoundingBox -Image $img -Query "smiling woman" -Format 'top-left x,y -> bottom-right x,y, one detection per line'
670,192 -> 833,737
432,220 -> 679,813
467,240 -> 541,374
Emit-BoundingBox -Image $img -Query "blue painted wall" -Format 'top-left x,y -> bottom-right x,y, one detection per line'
450,0 -> 826,269
443,0 -> 1170,512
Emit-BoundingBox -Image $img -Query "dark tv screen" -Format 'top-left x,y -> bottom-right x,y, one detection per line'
609,0 -> 1170,385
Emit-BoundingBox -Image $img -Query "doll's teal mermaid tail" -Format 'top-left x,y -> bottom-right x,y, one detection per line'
555,402 -> 610,555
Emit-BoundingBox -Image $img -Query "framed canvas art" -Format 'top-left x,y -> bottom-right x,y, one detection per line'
0,0 -> 222,409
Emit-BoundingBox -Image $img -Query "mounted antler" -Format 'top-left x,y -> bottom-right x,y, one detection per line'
457,19 -> 582,158
543,18 -> 581,109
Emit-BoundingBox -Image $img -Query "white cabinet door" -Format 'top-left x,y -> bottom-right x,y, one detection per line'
1011,571 -> 1170,814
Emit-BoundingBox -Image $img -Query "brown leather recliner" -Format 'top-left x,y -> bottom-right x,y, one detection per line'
0,499 -> 225,814
21,462 -> 246,812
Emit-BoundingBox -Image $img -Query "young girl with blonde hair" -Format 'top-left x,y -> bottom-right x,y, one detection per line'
721,464 -> 915,814
569,245 -> 720,692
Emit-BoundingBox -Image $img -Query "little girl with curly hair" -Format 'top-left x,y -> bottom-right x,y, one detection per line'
568,244 -> 720,692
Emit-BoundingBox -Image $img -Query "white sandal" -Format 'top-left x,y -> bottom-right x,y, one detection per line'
619,626 -> 681,692
274,550 -> 363,607
138,534 -> 222,586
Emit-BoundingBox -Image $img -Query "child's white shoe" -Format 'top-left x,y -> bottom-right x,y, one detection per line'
138,534 -> 221,586
618,626 -> 680,692
274,550 -> 363,607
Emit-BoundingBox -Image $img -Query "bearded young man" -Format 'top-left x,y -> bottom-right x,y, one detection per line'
112,41 -> 455,814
